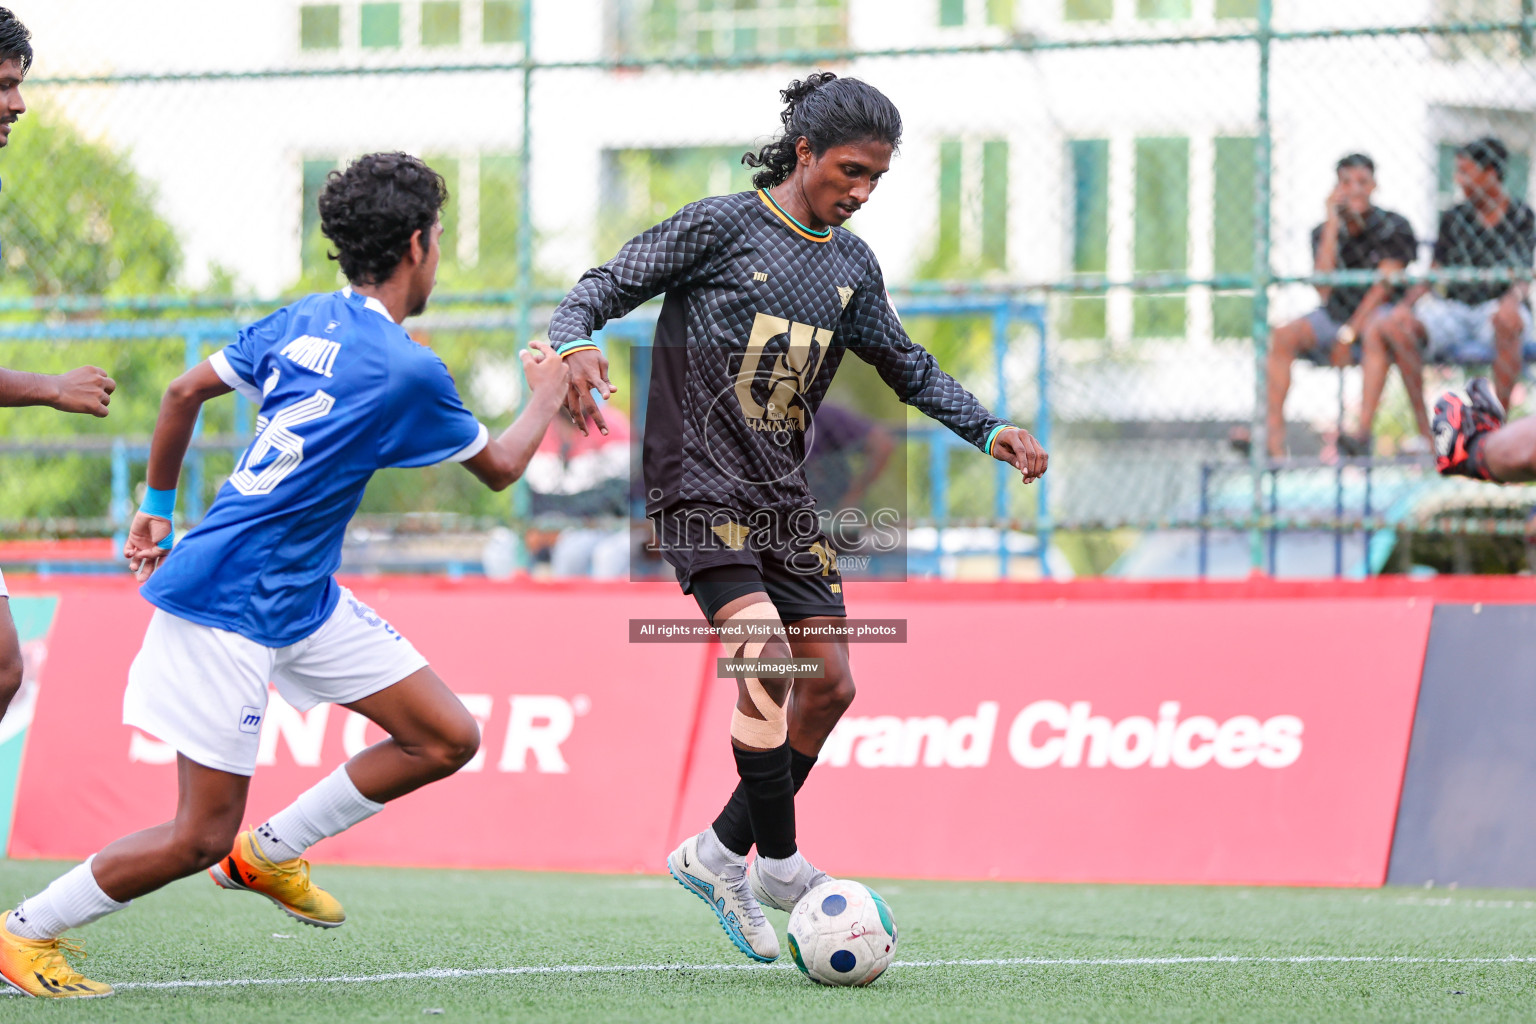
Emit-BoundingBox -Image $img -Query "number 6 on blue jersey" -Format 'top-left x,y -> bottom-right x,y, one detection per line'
230,390 -> 336,496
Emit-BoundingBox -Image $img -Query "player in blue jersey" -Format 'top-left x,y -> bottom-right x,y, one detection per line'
0,8 -> 117,727
0,152 -> 568,999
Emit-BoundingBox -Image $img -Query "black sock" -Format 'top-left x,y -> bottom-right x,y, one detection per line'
713,746 -> 818,857
789,746 -> 817,792
732,742 -> 796,860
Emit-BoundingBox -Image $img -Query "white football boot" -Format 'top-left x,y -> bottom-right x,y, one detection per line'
667,831 -> 779,963
748,851 -> 832,913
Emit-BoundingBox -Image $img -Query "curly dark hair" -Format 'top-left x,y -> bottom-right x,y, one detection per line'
0,8 -> 32,75
318,152 -> 448,286
742,72 -> 903,190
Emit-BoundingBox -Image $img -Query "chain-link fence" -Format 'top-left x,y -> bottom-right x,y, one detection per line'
2,0 -> 1534,578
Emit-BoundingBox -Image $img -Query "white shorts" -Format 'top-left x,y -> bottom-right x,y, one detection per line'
1417,295 -> 1535,361
123,587 -> 428,776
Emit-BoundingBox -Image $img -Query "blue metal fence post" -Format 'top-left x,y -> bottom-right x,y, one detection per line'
1363,463 -> 1375,578
1333,458 -> 1345,579
1197,463 -> 1211,580
510,0 -> 536,573
184,331 -> 206,523
991,304 -> 1011,579
1028,304 -> 1053,579
929,434 -> 949,528
1267,467 -> 1278,576
110,437 -> 130,552
1249,0 -> 1274,574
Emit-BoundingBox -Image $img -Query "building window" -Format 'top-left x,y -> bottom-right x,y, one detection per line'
361,2 -> 402,48
931,138 -> 1009,275
422,1 -> 462,45
1137,0 -> 1191,18
981,141 -> 1009,267
1214,0 -> 1258,16
478,153 -> 522,268
1133,137 -> 1189,337
300,4 -> 342,49
937,140 -> 963,263
1064,134 -> 1260,341
1212,136 -> 1255,338
613,0 -> 848,60
1063,0 -> 1112,19
940,0 -> 1014,27
1065,138 -> 1109,338
483,0 -> 525,42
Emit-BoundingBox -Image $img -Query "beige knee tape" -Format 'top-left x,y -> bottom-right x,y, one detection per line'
717,602 -> 783,660
732,706 -> 787,748
720,602 -> 789,747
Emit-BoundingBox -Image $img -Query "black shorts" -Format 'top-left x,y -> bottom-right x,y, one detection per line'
650,502 -> 847,622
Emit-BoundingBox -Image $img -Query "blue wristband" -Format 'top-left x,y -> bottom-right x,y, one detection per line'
140,486 -> 176,519
139,486 -> 177,550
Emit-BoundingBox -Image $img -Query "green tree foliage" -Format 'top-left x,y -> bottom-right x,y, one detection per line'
0,114 -> 180,298
0,116 -> 192,532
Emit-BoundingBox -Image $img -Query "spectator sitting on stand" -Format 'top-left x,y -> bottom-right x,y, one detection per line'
1240,153 -> 1415,458
1377,136 -> 1535,447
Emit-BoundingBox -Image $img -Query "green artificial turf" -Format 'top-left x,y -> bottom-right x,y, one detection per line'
0,860 -> 1533,1022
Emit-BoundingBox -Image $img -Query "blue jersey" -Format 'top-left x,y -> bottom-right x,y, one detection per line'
142,289 -> 487,647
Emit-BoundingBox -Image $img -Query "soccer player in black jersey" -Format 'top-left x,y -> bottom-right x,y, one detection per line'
549,72 -> 1047,963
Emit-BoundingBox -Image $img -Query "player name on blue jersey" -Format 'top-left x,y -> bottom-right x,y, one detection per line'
141,289 -> 488,648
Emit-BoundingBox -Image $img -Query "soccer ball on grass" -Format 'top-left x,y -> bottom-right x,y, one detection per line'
785,878 -> 897,986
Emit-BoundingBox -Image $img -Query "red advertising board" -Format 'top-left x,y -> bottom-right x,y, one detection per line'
675,596 -> 1433,886
8,579 -> 1432,885
9,579 -> 708,872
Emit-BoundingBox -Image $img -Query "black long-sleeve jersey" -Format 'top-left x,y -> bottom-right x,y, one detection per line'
549,189 -> 1011,515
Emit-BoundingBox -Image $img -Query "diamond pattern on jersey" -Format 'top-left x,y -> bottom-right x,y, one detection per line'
550,191 -> 1006,514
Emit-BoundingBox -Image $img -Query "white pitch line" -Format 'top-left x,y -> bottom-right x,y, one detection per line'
107,954 -> 1536,992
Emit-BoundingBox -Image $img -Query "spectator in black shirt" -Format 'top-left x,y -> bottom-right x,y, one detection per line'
1258,154 -> 1415,458
1380,136 -> 1535,442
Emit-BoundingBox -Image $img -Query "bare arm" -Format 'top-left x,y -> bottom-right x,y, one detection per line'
461,341 -> 570,492
0,365 -> 115,416
124,361 -> 233,579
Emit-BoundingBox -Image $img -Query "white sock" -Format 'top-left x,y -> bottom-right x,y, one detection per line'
9,857 -> 129,941
758,851 -> 806,883
255,765 -> 383,864
698,828 -> 747,874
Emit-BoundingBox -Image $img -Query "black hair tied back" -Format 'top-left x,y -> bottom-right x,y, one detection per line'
743,71 -> 903,190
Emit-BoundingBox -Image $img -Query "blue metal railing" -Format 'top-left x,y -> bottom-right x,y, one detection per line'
1,297 -> 1053,577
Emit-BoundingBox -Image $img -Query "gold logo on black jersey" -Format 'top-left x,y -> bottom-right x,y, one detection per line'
735,312 -> 831,433
808,539 -> 838,576
710,522 -> 752,550
837,286 -> 854,310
